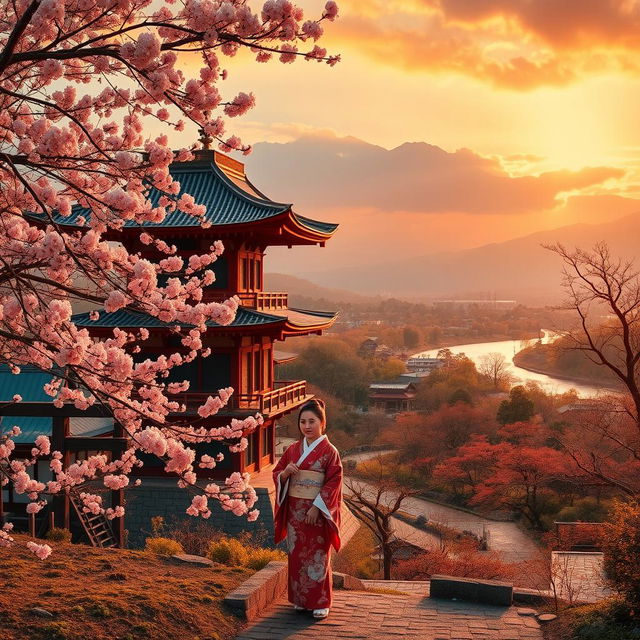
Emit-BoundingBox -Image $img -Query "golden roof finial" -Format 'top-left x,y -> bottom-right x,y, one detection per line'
198,110 -> 212,150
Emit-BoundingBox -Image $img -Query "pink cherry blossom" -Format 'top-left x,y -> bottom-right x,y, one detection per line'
27,541 -> 53,560
0,0 -> 337,558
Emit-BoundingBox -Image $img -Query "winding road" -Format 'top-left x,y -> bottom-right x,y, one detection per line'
343,450 -> 539,564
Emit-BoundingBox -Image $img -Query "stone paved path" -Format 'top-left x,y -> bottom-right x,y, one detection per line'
235,590 -> 544,640
551,551 -> 611,603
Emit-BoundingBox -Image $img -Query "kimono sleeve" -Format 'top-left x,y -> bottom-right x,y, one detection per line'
312,445 -> 343,551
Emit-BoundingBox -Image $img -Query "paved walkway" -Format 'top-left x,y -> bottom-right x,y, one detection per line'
551,551 -> 611,604
235,590 -> 544,640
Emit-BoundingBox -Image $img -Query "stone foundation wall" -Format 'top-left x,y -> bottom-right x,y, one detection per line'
124,479 -> 276,548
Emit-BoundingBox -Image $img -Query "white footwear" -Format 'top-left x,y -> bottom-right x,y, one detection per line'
294,605 -> 305,611
313,608 -> 329,619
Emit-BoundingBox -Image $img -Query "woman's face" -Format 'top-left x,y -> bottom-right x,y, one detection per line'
299,410 -> 324,441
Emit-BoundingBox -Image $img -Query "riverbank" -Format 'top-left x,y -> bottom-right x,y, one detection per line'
413,331 -> 541,356
513,351 -> 622,393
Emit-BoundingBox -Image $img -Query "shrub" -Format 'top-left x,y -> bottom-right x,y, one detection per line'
395,548 -> 516,582
556,498 -> 610,523
207,537 -> 249,567
246,548 -> 287,571
602,499 -> 640,606
162,518 -> 223,556
45,528 -> 72,543
145,537 -> 184,556
332,526 -> 379,579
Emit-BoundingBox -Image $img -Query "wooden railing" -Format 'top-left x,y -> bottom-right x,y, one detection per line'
203,291 -> 288,310
180,380 -> 308,416
255,292 -> 288,310
260,380 -> 307,414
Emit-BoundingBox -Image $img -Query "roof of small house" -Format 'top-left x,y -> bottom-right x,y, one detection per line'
369,383 -> 416,391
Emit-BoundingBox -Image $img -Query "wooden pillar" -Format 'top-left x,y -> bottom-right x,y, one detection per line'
51,416 -> 70,531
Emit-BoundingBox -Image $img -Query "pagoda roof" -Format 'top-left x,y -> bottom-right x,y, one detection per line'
27,151 -> 338,245
71,305 -> 337,337
72,306 -> 282,329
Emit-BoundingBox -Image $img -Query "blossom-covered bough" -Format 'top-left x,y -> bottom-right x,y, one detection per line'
0,0 -> 339,558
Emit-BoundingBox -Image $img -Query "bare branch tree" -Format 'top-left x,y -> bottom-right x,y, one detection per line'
344,459 -> 419,579
478,352 -> 512,390
545,242 -> 640,494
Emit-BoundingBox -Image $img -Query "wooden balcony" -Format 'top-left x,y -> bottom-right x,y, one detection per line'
204,291 -> 288,311
180,380 -> 310,417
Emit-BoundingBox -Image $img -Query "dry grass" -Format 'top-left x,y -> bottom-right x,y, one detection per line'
0,533 -> 251,640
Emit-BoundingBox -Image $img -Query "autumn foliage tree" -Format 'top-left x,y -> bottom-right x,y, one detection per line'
434,421 -> 572,529
0,0 -> 339,556
380,403 -> 498,478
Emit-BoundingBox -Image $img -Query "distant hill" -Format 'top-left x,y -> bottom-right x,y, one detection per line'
265,273 -> 381,306
300,212 -> 640,305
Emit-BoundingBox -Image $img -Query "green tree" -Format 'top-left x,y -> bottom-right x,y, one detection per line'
497,386 -> 535,425
403,326 -> 420,349
448,388 -> 473,406
427,326 -> 443,345
283,340 -> 370,406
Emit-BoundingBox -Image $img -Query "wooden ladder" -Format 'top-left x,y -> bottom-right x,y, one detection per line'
69,492 -> 118,548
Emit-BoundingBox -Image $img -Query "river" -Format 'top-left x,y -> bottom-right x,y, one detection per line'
411,331 -> 605,398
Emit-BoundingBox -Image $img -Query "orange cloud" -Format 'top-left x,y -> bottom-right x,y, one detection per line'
328,0 -> 640,89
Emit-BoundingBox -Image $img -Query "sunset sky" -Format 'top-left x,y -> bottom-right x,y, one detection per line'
179,0 -> 640,289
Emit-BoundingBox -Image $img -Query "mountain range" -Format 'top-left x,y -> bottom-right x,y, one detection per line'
269,212 -> 640,305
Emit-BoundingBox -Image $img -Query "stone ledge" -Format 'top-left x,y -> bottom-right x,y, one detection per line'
333,572 -> 365,590
513,587 -> 553,606
224,561 -> 287,622
430,574 -> 513,607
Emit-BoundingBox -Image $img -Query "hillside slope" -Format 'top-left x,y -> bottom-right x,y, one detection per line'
0,535 -> 248,640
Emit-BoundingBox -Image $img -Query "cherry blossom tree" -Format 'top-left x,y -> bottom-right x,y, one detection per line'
0,0 -> 339,557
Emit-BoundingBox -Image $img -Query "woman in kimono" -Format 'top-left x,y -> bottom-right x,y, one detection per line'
272,398 -> 343,619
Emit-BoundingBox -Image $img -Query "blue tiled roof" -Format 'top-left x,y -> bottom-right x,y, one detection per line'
26,156 -> 338,237
72,306 -> 283,329
0,366 -> 56,402
2,416 -> 113,444
295,214 -> 339,235
30,160 -> 290,229
0,367 -> 112,443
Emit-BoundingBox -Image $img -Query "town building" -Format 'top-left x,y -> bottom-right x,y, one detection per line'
368,382 -> 418,414
406,355 -> 445,373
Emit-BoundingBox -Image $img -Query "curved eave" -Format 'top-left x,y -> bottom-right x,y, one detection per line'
276,212 -> 338,246
281,307 -> 338,337
23,158 -> 291,231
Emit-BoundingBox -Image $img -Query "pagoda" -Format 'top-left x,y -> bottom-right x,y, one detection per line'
1,149 -> 338,545
70,149 -> 338,477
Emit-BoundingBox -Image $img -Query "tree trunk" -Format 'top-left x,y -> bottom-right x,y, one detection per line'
382,543 -> 392,580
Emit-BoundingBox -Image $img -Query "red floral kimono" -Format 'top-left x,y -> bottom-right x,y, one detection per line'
273,435 -> 343,610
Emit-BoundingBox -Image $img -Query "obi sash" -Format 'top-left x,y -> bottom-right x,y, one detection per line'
288,470 -> 325,500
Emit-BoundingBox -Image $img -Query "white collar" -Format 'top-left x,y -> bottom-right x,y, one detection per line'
302,433 -> 326,453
